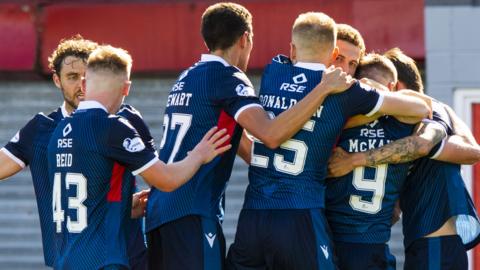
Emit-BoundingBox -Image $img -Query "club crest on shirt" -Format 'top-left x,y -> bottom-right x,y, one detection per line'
123,137 -> 145,153
235,83 -> 255,97
10,131 -> 20,143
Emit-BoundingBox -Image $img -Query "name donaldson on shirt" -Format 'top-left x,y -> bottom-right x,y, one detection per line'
259,93 -> 392,152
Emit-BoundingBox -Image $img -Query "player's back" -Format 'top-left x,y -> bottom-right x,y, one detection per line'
2,107 -> 63,266
48,102 -> 153,270
325,116 -> 414,243
146,54 -> 260,231
244,55 -> 382,210
401,101 -> 480,249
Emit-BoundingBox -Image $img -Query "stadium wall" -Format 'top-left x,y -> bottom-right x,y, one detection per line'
0,0 -> 424,74
425,1 -> 480,269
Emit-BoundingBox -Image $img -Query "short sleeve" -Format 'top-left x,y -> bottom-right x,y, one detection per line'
104,117 -> 158,176
213,69 -> 262,121
117,104 -> 156,151
2,115 -> 43,167
425,104 -> 452,159
344,82 -> 384,117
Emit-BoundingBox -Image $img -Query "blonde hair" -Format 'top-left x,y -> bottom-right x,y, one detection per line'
292,12 -> 336,55
87,45 -> 132,76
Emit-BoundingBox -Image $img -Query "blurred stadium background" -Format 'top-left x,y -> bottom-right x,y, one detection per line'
0,0 -> 479,269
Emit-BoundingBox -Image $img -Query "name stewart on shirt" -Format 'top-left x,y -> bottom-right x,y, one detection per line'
166,81 -> 193,108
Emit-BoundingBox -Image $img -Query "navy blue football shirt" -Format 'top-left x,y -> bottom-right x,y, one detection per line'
243,55 -> 384,210
145,54 -> 262,232
401,101 -> 480,249
47,101 -> 157,270
325,116 -> 415,243
1,104 -> 66,267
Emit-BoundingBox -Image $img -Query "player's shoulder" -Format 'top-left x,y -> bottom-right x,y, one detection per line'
117,104 -> 143,119
23,112 -> 56,130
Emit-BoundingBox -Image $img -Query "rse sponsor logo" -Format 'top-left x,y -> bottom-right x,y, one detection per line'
63,123 -> 72,137
292,73 -> 307,84
10,131 -> 20,143
235,84 -> 255,97
123,137 -> 146,152
279,83 -> 306,93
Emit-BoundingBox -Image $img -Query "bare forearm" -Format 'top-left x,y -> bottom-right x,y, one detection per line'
353,122 -> 446,167
0,151 -> 23,180
436,135 -> 480,164
141,155 -> 203,192
445,105 -> 478,146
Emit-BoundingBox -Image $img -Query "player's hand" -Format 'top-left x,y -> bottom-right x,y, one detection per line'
190,127 -> 232,164
327,147 -> 356,177
131,189 -> 150,218
397,90 -> 433,119
391,199 -> 402,225
318,66 -> 356,94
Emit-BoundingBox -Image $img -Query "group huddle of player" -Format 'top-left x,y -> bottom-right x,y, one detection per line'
0,2 -> 479,270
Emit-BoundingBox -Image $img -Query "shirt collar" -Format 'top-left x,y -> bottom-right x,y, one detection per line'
200,54 -> 230,67
294,62 -> 326,71
60,102 -> 69,118
76,100 -> 108,113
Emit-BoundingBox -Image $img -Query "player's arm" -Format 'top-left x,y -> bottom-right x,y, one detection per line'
376,90 -> 431,122
140,127 -> 232,192
238,67 -> 354,149
237,131 -> 252,165
434,105 -> 480,164
0,149 -> 23,180
328,120 -> 446,177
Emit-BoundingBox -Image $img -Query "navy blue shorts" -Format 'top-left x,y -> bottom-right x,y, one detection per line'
147,215 -> 225,270
226,208 -> 336,270
334,241 -> 395,270
404,235 -> 467,270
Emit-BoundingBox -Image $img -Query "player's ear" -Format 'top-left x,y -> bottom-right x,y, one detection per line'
123,81 -> 131,96
239,31 -> 249,49
81,77 -> 87,95
331,46 -> 339,62
53,73 -> 62,89
388,81 -> 396,92
290,42 -> 296,62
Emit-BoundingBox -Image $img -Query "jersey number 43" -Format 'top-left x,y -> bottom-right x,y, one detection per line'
52,172 -> 88,233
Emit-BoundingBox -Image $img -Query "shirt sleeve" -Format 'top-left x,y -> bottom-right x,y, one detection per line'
425,104 -> 452,159
117,104 -> 156,151
213,69 -> 262,121
103,117 -> 158,176
343,82 -> 384,117
2,115 -> 42,167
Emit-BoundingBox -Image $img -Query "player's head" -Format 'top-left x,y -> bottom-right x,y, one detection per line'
332,24 -> 365,76
48,35 -> 98,112
355,53 -> 397,91
291,12 -> 337,65
83,45 -> 132,113
201,2 -> 253,71
384,47 -> 424,93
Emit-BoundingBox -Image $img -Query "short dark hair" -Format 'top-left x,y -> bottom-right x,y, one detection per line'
356,53 -> 397,84
384,47 -> 423,93
201,2 -> 252,51
337,24 -> 366,57
48,34 -> 98,74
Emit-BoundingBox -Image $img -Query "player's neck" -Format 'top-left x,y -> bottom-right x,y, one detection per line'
84,94 -> 120,114
210,49 -> 240,68
295,53 -> 329,66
